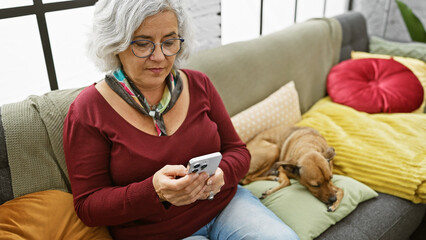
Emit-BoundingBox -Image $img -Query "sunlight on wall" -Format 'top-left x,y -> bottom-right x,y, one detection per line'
221,0 -> 347,45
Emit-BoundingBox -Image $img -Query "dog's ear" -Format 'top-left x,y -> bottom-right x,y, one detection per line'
325,147 -> 336,162
282,164 -> 300,176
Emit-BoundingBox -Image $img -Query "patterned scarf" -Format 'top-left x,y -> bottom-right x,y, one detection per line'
105,68 -> 183,136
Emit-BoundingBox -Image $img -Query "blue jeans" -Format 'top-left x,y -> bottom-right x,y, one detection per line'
183,186 -> 300,240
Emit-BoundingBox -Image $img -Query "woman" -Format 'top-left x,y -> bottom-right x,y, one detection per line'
63,0 -> 299,239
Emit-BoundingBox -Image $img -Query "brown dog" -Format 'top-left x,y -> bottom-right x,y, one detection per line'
241,125 -> 343,212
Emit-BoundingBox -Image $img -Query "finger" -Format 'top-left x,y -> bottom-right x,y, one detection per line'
199,187 -> 218,201
162,165 -> 187,179
169,185 -> 208,206
172,171 -> 208,190
156,165 -> 193,192
196,185 -> 214,201
153,165 -> 189,201
206,168 -> 224,186
202,168 -> 224,197
161,173 -> 208,202
175,172 -> 209,194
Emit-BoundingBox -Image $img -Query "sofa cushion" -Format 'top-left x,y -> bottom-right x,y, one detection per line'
327,58 -> 424,113
296,97 -> 426,203
243,175 -> 378,240
231,81 -> 301,143
369,36 -> 426,62
316,193 -> 426,240
0,190 -> 112,239
351,51 -> 426,113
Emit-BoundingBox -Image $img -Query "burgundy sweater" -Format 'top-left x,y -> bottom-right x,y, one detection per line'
63,69 -> 250,240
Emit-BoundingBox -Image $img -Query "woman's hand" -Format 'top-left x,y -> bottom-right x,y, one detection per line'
152,165 -> 210,206
198,167 -> 225,200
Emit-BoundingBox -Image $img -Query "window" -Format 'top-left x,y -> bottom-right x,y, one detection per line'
0,0 -> 33,9
46,6 -> 102,90
0,0 -> 97,105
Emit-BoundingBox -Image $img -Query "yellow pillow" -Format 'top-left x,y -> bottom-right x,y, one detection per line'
297,97 -> 426,203
231,81 -> 302,143
351,51 -> 426,113
0,190 -> 112,240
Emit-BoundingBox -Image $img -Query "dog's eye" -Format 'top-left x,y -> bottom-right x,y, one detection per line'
311,184 -> 321,188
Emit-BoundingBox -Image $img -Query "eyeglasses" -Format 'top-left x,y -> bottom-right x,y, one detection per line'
130,38 -> 184,58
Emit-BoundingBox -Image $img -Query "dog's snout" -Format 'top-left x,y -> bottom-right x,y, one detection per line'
328,196 -> 337,204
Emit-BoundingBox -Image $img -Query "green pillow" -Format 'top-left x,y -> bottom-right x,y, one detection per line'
243,175 -> 378,240
369,36 -> 426,62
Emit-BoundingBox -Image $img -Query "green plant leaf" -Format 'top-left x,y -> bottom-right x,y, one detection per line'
395,0 -> 426,43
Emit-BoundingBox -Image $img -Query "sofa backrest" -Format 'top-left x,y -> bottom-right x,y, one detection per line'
334,11 -> 369,62
185,17 -> 342,115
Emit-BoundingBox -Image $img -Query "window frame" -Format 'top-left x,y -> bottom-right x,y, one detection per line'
0,0 -> 97,91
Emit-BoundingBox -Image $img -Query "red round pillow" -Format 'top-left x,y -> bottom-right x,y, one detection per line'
327,58 -> 424,113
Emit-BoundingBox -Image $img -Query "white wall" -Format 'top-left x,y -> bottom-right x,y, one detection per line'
187,0 -> 221,51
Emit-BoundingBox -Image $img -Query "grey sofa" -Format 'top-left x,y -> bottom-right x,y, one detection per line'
185,11 -> 426,240
0,11 -> 425,239
320,12 -> 426,240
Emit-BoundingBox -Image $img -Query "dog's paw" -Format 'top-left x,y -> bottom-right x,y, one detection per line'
327,204 -> 338,212
260,189 -> 272,200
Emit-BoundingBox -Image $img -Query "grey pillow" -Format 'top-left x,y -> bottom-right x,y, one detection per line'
369,36 -> 426,62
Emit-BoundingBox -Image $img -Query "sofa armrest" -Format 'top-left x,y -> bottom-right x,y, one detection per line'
0,107 -> 13,205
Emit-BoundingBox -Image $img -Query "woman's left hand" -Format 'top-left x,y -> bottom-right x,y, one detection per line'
199,167 -> 225,200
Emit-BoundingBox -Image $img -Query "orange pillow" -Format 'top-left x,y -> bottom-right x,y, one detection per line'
0,190 -> 112,240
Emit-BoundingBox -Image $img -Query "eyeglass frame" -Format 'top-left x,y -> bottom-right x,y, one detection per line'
129,38 -> 185,58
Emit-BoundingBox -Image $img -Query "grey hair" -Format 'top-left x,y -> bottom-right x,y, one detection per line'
87,0 -> 195,73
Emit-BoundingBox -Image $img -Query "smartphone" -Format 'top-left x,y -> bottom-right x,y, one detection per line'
187,152 -> 222,176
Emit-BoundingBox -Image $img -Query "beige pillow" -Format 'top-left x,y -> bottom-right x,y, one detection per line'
231,81 -> 301,143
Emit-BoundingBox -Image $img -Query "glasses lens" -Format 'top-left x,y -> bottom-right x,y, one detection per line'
132,40 -> 154,58
162,39 -> 182,56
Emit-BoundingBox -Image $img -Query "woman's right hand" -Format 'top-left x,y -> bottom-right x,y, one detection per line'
152,165 -> 209,206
